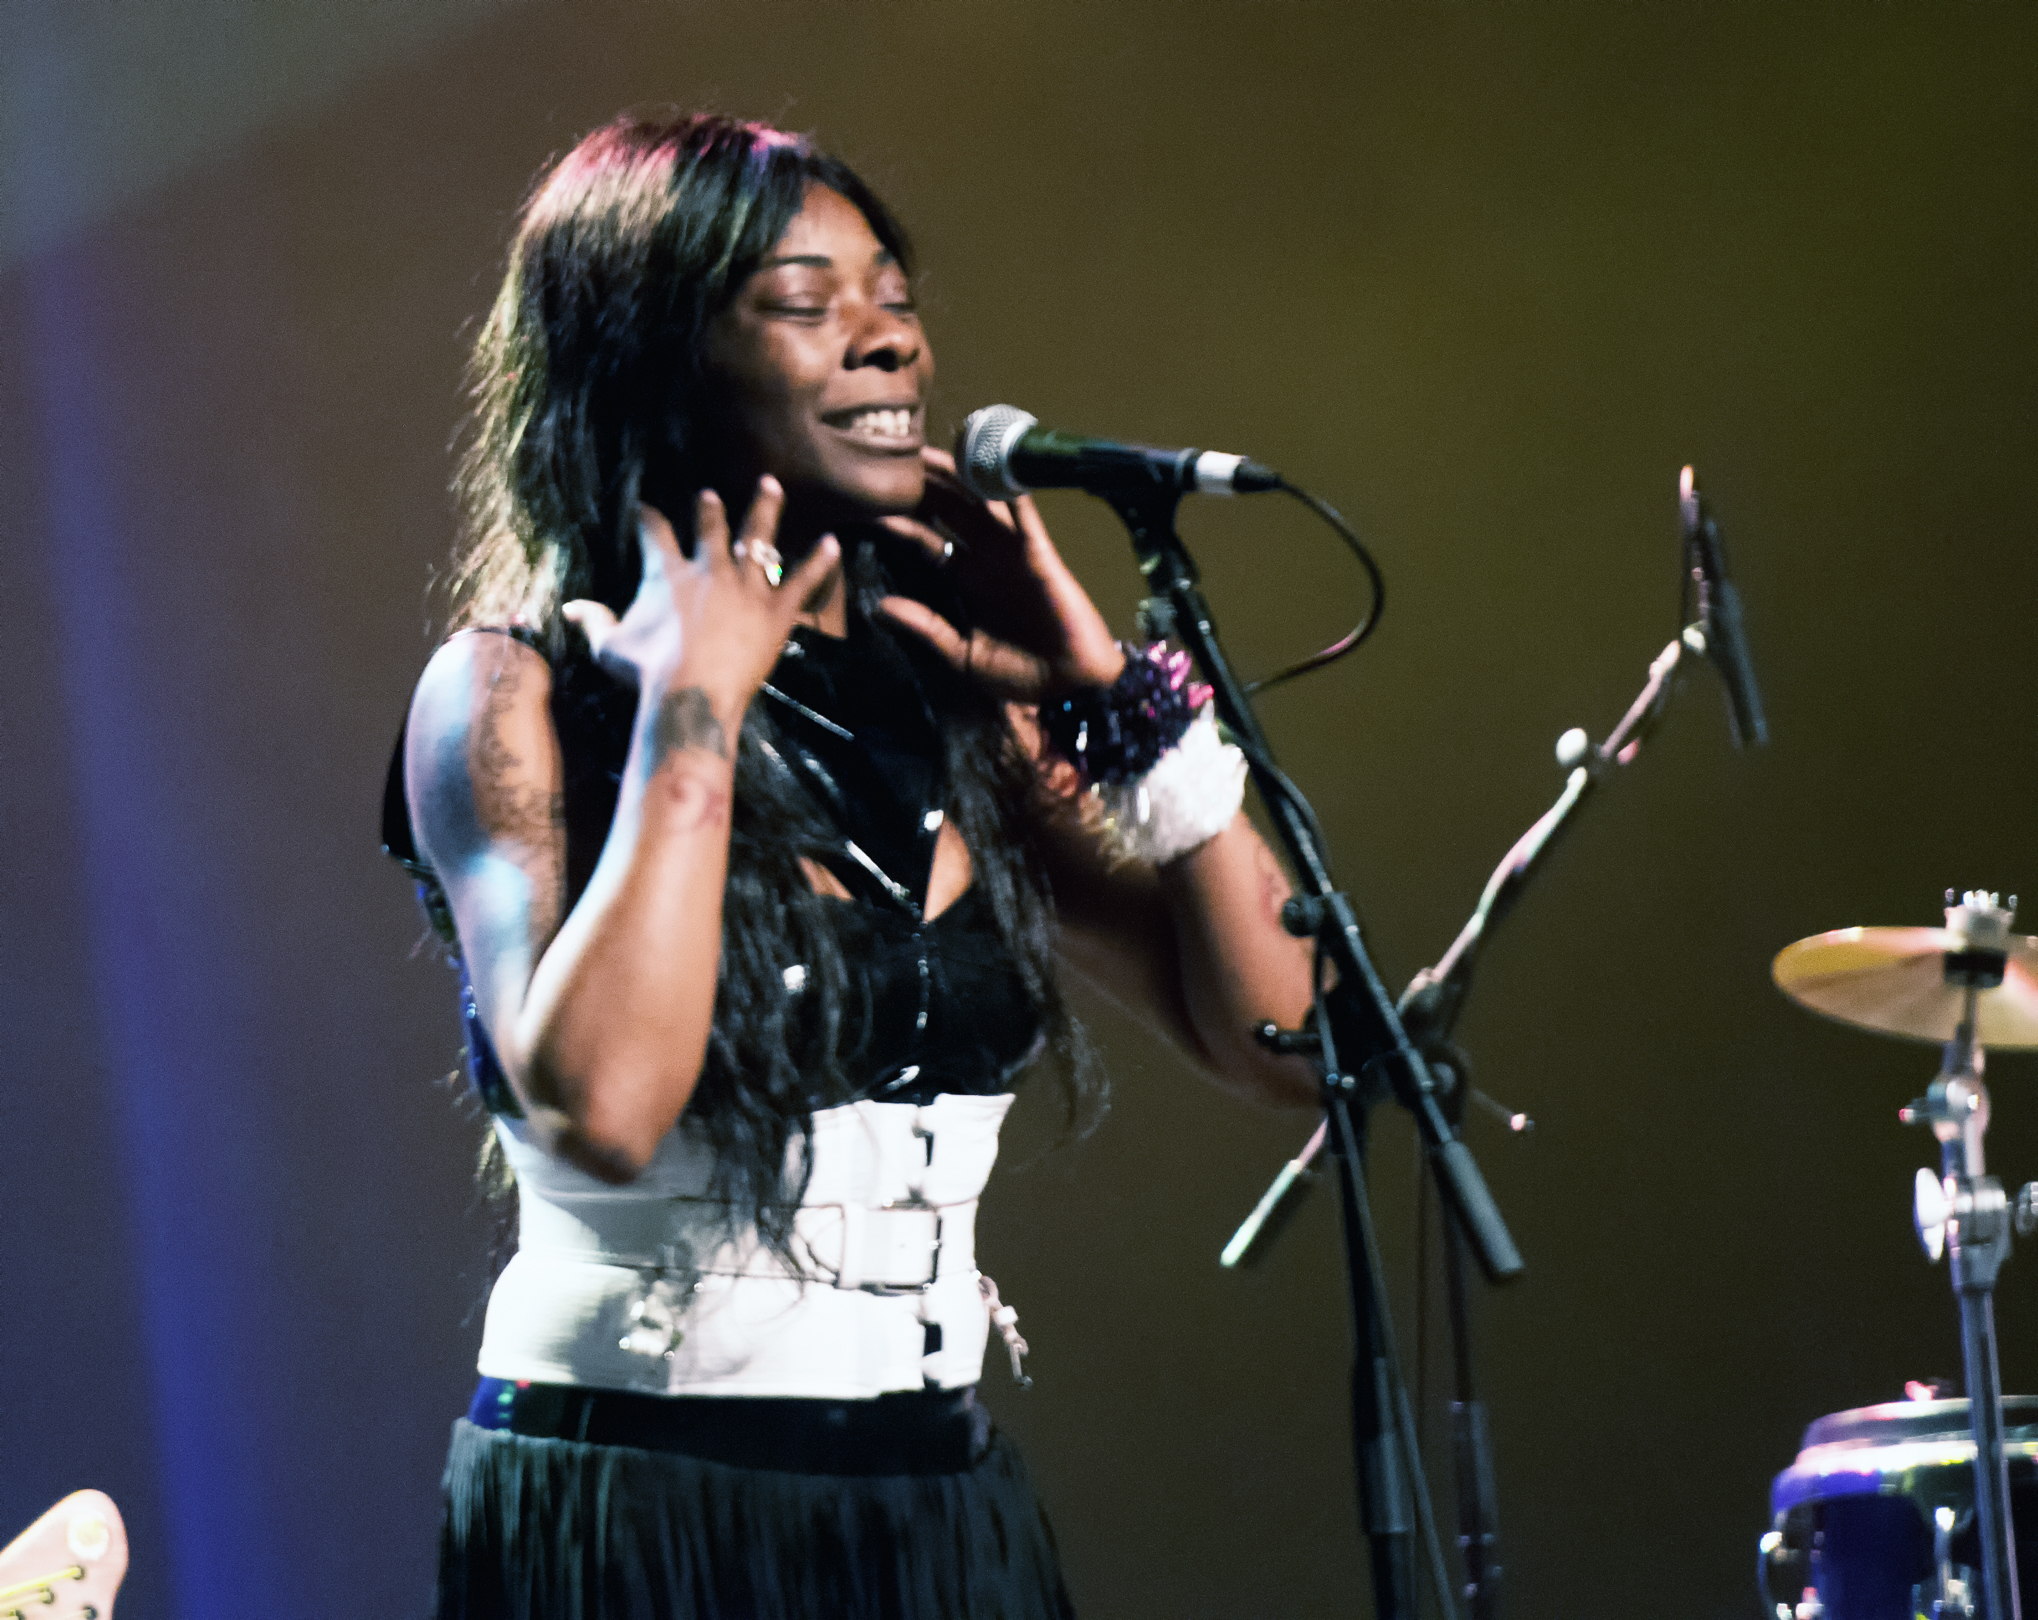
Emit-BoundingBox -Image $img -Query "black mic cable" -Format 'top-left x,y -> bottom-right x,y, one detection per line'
955,404 -> 1384,691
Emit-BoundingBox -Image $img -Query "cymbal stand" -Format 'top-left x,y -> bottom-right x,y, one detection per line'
1906,895 -> 2025,1620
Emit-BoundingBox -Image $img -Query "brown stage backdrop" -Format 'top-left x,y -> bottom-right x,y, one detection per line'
3,4 -> 2035,1615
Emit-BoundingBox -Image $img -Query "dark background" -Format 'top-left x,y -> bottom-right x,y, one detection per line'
3,3 -> 2035,1615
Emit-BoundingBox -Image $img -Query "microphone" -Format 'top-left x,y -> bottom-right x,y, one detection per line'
956,405 -> 1281,501
1680,465 -> 1768,749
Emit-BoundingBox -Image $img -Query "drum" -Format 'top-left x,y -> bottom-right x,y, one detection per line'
1761,1398 -> 2038,1619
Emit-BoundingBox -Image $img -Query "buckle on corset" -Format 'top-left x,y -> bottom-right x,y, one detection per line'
798,1200 -> 944,1293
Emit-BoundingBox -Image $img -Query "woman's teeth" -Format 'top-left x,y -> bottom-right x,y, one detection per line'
842,408 -> 914,441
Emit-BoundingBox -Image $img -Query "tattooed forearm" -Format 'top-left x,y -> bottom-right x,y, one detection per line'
666,774 -> 732,831
650,687 -> 728,766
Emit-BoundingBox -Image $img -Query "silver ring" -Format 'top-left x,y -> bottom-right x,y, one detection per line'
749,539 -> 784,588
940,538 -> 955,566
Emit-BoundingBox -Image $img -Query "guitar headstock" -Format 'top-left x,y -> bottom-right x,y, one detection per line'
0,1491 -> 128,1619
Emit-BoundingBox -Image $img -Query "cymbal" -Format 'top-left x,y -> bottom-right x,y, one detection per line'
1773,927 -> 2038,1049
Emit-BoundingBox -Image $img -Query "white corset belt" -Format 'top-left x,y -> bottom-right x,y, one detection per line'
477,1092 -> 1017,1400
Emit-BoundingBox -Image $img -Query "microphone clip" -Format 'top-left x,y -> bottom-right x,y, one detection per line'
1679,465 -> 1769,750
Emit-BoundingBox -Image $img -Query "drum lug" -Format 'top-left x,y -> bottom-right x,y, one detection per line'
1757,1521 -> 1813,1620
1927,1503 -> 1979,1620
2013,1181 -> 2038,1239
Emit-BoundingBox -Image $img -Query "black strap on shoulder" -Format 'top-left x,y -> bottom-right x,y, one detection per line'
380,718 -> 423,867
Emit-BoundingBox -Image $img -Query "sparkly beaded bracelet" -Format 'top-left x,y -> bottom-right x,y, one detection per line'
1040,642 -> 1205,786
1042,642 -> 1247,864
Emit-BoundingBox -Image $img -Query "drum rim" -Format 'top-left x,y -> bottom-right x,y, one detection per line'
1803,1397 -> 2038,1449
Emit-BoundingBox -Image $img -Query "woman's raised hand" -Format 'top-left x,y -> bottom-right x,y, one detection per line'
877,448 -> 1126,700
563,476 -> 839,708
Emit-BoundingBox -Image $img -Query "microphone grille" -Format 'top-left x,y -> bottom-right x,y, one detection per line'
956,405 -> 1037,501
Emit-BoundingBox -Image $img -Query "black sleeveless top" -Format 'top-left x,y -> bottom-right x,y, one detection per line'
381,617 -> 1044,1116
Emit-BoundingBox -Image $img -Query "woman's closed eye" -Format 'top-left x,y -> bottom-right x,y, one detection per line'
874,269 -> 916,316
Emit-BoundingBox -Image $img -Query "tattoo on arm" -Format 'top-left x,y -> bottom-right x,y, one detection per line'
667,774 -> 732,831
471,655 -> 525,792
1257,839 -> 1294,923
650,687 -> 729,766
471,656 -> 568,847
463,650 -> 568,947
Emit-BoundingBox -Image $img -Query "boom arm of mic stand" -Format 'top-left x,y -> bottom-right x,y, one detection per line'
1402,626 -> 1694,1047
1225,624 -> 1698,1268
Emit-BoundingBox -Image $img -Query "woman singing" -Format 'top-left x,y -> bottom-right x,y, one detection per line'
385,111 -> 1317,1618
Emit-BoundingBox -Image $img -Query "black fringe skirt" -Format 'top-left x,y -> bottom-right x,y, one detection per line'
436,1381 -> 1075,1620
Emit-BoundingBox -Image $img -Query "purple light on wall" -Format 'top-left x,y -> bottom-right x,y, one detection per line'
25,239 -> 306,1618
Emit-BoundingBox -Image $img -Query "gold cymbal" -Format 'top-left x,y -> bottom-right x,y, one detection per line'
1773,926 -> 2038,1049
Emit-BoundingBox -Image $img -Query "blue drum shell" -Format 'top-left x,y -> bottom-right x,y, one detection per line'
1768,1398 -> 2038,1620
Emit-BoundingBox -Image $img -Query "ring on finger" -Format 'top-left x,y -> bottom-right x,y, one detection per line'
747,539 -> 784,588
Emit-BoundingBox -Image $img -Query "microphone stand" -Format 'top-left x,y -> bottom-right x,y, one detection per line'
1103,484 -> 1526,1620
1224,620 -> 1704,1617
1399,626 -> 1695,1617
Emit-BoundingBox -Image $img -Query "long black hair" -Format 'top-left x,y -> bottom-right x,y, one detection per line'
447,112 -> 1085,1257
454,112 -> 913,634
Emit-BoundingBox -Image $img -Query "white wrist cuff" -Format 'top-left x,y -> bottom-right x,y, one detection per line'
1094,707 -> 1248,865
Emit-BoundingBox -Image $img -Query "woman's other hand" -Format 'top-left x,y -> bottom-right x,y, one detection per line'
876,447 -> 1125,699
563,476 -> 840,709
